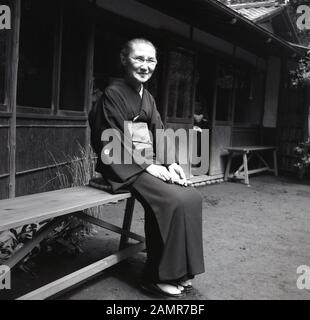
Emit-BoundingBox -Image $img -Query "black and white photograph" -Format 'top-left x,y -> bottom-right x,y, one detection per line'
0,0 -> 310,306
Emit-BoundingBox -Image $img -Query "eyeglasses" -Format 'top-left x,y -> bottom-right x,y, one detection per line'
129,56 -> 157,66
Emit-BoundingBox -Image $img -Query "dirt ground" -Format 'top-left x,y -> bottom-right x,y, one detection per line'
1,174 -> 310,300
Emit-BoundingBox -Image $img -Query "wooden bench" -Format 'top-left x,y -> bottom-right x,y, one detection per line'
0,186 -> 145,300
224,146 -> 278,186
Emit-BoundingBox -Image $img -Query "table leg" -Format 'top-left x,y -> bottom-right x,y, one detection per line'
236,154 -> 254,176
224,152 -> 233,181
243,152 -> 250,186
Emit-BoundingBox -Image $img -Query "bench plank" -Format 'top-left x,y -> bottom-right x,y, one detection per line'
225,146 -> 276,152
17,242 -> 145,300
0,186 -> 131,232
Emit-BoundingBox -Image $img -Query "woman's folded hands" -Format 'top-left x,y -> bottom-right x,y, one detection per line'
146,163 -> 190,186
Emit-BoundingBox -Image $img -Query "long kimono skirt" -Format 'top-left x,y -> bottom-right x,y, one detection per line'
128,171 -> 205,283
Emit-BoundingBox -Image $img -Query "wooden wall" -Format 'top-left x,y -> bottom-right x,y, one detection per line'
0,115 -> 10,199
209,125 -> 231,176
14,117 -> 87,196
277,85 -> 307,172
0,0 -> 94,199
0,114 -> 88,199
231,127 -> 260,147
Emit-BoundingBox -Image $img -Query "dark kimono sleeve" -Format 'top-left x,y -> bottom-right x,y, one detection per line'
149,97 -> 179,166
101,88 -> 150,182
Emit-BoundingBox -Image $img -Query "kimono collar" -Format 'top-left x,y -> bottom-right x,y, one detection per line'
139,85 -> 143,98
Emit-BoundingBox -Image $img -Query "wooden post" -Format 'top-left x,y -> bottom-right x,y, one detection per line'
51,2 -> 63,114
230,43 -> 237,143
84,2 -> 95,166
8,0 -> 21,198
160,48 -> 170,126
224,152 -> 233,181
308,105 -> 310,139
243,152 -> 249,186
273,149 -> 278,176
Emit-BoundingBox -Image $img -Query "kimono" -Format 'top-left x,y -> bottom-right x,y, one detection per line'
89,79 -> 205,282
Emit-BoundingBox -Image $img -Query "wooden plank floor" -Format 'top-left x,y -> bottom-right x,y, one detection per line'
0,186 -> 131,232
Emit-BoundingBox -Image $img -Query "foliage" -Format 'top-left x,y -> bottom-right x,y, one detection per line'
294,139 -> 310,179
0,225 -> 39,271
290,51 -> 310,87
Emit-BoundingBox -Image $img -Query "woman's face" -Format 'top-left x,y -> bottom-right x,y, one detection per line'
122,42 -> 157,86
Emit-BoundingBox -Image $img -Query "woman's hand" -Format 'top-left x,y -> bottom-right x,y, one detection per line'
146,164 -> 172,182
168,163 -> 190,186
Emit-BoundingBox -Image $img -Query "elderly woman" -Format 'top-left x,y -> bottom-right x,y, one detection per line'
89,38 -> 205,298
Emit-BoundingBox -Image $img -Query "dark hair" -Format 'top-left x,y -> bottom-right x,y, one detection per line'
120,38 -> 157,57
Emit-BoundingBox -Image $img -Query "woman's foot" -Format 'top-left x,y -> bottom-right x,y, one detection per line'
140,282 -> 185,298
177,279 -> 193,292
157,283 -> 184,294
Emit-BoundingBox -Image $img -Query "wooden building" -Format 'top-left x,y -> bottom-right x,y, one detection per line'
229,0 -> 310,173
0,0 -> 304,200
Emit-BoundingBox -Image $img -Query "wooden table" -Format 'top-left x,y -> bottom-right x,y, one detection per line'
224,146 -> 278,186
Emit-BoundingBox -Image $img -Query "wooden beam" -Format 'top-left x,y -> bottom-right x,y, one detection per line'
84,2 -> 95,164
8,0 -> 21,198
255,152 -> 271,170
74,211 -> 144,243
160,48 -> 170,125
308,105 -> 310,140
84,3 -> 95,113
230,44 -> 237,138
51,2 -> 63,114
235,167 -> 270,176
17,242 -> 145,300
224,153 -> 233,182
5,217 -> 65,269
15,157 -> 95,177
273,149 -> 278,176
16,124 -> 87,128
243,152 -> 249,185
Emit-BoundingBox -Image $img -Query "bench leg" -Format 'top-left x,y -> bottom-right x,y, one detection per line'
119,197 -> 135,250
243,152 -> 250,186
224,153 -> 233,181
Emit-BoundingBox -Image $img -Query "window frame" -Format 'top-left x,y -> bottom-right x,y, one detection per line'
0,22 -> 11,112
159,34 -> 197,125
15,0 -> 91,117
